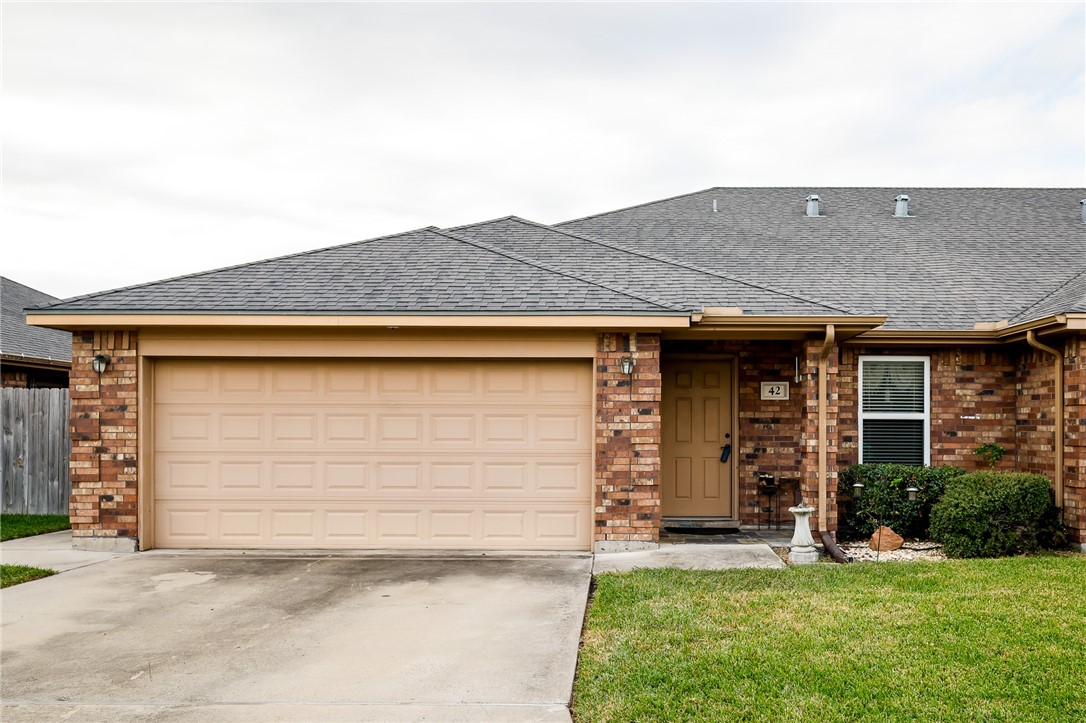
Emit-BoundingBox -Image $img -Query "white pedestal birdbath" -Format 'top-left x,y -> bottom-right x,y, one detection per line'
788,504 -> 820,564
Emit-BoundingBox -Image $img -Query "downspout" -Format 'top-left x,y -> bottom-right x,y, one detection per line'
817,324 -> 835,530
1026,330 -> 1064,509
816,324 -> 850,562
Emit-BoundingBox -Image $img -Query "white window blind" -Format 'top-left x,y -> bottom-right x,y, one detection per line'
859,357 -> 930,465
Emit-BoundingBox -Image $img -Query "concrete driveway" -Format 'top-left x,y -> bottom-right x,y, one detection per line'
1,550 -> 592,722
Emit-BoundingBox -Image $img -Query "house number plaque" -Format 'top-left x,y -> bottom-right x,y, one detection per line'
760,382 -> 789,400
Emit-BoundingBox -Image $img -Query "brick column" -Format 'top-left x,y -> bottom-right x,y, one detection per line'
1064,335 -> 1086,550
800,337 -> 839,533
594,332 -> 661,552
70,331 -> 139,552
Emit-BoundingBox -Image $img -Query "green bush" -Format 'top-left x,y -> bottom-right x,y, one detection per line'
930,472 -> 1067,558
839,464 -> 965,540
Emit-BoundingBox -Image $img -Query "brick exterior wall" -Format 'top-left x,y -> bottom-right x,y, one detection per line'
1064,335 -> 1086,547
59,327 -> 1082,551
838,347 -> 1017,471
69,331 -> 139,551
594,332 -> 662,550
735,343 -> 805,526
837,341 -> 1083,547
1016,347 -> 1057,478
800,337 -> 839,533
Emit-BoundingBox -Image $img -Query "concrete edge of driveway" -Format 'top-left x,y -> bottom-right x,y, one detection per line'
0,530 -> 133,573
3,531 -> 783,576
141,547 -> 593,560
0,702 -> 574,723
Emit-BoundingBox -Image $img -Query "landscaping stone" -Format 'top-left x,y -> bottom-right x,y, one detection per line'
844,541 -> 946,563
868,526 -> 904,552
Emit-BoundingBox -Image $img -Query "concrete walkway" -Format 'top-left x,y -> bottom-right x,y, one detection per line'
0,530 -> 131,571
593,541 -> 786,573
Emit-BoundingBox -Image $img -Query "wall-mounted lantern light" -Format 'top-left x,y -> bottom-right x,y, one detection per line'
91,354 -> 112,374
620,357 -> 634,375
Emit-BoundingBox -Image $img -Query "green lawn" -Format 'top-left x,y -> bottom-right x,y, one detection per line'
575,556 -> 1086,722
0,564 -> 56,588
1,514 -> 70,541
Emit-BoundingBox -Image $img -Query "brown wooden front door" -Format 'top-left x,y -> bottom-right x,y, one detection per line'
661,360 -> 734,518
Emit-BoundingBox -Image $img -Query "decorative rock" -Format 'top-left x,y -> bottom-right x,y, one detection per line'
868,526 -> 904,552
843,541 -> 945,563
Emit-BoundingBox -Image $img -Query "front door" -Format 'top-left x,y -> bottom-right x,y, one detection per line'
661,360 -> 734,518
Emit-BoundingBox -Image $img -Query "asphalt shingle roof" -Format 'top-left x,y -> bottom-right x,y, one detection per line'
34,228 -> 681,315
30,188 -> 1084,331
1010,268 -> 1086,323
2,277 -> 71,363
450,217 -> 851,315
558,188 -> 1086,330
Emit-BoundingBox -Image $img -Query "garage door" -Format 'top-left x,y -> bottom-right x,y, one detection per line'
153,359 -> 592,550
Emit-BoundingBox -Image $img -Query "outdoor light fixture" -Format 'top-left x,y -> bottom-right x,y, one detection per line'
91,354 -> 111,374
620,356 -> 634,375
906,485 -> 920,502
852,481 -> 864,499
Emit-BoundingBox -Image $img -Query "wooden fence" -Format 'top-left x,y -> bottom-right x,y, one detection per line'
1,387 -> 71,515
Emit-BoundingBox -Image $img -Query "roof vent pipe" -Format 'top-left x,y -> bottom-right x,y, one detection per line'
1081,199 -> 1086,223
805,195 -> 821,217
894,194 -> 910,217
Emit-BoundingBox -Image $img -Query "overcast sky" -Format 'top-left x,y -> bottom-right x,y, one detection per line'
3,1 -> 1083,300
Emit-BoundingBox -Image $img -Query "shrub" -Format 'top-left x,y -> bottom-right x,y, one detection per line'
839,464 -> 964,541
973,442 -> 1006,468
930,472 -> 1067,558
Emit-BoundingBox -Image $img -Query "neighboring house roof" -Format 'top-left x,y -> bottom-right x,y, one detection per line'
558,188 -> 1086,330
29,188 -> 1083,332
31,228 -> 682,316
1,277 -> 72,364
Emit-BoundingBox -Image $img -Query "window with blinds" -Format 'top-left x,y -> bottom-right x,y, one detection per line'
859,357 -> 930,465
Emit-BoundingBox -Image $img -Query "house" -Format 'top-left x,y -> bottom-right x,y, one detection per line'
2,276 -> 71,388
26,188 -> 1086,553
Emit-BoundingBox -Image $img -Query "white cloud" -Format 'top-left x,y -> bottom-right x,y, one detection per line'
2,1 -> 1082,298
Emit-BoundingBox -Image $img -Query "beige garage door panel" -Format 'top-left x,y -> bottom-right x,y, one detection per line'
155,503 -> 589,548
153,359 -> 592,550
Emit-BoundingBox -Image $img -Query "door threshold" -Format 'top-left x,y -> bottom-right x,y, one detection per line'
661,517 -> 741,530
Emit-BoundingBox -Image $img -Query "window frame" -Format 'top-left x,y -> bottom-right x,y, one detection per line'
858,355 -> 931,466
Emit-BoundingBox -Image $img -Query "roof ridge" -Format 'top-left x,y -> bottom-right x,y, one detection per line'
555,186 -> 721,226
556,187 -> 1086,225
1009,266 -> 1086,322
33,228 -> 437,311
445,215 -> 520,232
431,228 -> 688,313
493,216 -> 859,315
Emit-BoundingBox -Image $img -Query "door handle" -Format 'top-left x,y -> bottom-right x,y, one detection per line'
720,444 -> 731,463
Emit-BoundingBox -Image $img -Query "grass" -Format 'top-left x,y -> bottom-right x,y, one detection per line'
1,514 -> 70,541
574,556 -> 1086,722
0,564 -> 56,588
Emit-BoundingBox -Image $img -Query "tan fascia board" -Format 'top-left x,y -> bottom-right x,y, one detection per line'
1065,312 -> 1086,329
689,314 -> 887,340
25,312 -> 691,331
849,315 -> 1071,346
